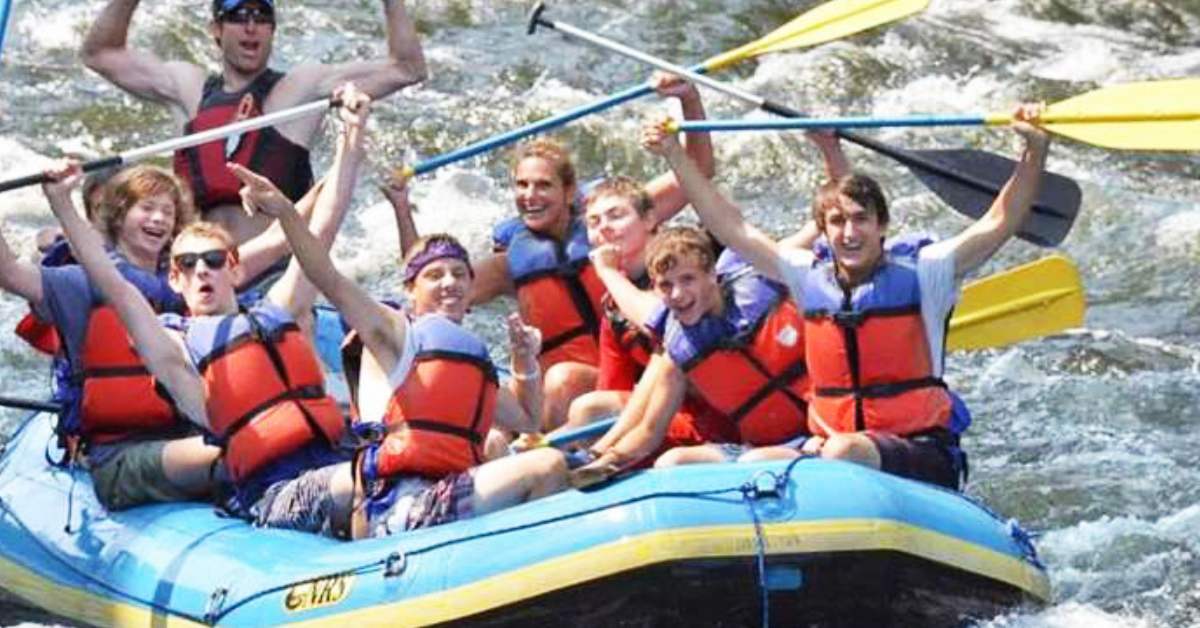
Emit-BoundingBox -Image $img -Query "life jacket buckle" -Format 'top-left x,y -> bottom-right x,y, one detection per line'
832,311 -> 866,329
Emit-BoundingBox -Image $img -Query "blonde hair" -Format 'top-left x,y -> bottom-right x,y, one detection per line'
100,165 -> 195,243
645,226 -> 716,280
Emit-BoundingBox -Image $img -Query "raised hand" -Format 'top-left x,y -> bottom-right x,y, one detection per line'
640,114 -> 682,158
379,167 -> 414,216
40,160 -> 85,207
333,82 -> 373,152
1011,102 -> 1050,153
650,71 -> 698,102
229,163 -> 296,219
506,312 -> 542,366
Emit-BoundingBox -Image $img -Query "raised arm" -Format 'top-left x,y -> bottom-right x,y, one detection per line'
468,254 -> 516,306
234,178 -> 325,288
272,0 -> 427,106
642,116 -> 788,283
81,0 -> 205,115
495,313 -> 543,434
257,86 -> 367,317
380,173 -> 420,256
43,162 -> 209,429
589,244 -> 661,328
644,72 -> 714,224
943,104 -> 1051,277
237,89 -> 410,374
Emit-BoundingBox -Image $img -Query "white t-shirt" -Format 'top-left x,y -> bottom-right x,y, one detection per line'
352,327 -> 419,424
777,240 -> 959,375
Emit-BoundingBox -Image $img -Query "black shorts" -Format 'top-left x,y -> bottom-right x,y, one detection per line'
866,430 -> 962,490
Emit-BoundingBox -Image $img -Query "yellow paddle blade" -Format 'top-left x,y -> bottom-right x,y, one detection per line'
703,0 -> 929,72
947,254 -> 1085,352
984,79 -> 1200,151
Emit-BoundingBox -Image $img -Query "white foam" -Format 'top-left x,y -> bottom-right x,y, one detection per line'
979,602 -> 1157,628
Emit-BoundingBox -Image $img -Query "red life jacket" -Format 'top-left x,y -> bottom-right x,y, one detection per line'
15,312 -> 61,355
188,306 -> 345,483
602,294 -> 656,371
499,216 -> 604,369
801,236 -> 952,437
653,253 -> 809,446
173,70 -> 314,213
371,315 -> 499,479
74,307 -> 182,445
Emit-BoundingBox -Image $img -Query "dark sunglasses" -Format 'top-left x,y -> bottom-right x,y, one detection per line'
220,7 -> 275,25
173,249 -> 231,271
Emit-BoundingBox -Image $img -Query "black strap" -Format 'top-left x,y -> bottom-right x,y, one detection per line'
240,311 -> 333,446
815,377 -> 947,400
727,358 -> 809,423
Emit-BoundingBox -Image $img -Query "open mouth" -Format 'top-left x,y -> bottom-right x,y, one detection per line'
518,204 -> 549,219
237,41 -> 261,56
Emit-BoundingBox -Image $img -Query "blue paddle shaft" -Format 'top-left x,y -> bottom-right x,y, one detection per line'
411,65 -> 710,176
546,417 -> 616,449
0,0 -> 12,58
676,114 -> 989,132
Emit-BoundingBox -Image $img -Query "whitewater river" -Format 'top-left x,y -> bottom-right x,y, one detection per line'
1,0 -> 1198,625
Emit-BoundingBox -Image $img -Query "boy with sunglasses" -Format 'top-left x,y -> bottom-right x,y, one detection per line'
82,0 -> 427,244
40,85 -> 373,524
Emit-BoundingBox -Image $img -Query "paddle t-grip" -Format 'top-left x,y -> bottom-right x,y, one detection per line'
526,2 -> 548,35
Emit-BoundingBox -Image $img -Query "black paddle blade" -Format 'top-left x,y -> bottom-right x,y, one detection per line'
907,148 -> 1081,247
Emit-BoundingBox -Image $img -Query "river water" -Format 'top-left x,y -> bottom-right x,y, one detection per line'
1,0 -> 1199,626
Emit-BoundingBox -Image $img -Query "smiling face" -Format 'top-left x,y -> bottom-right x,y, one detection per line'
651,256 -> 721,326
814,174 -> 890,286
821,194 -> 886,283
406,258 -> 473,322
115,192 -> 176,269
513,156 -> 574,238
210,1 -> 275,78
169,229 -> 242,317
101,166 -> 194,271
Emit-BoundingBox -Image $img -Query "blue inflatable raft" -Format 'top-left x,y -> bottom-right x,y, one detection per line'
0,407 -> 1048,626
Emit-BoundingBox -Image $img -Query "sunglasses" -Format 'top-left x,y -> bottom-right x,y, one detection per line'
173,249 -> 232,271
220,7 -> 275,25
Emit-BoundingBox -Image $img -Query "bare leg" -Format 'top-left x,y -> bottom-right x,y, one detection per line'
160,436 -> 222,497
654,444 -> 729,468
819,433 -> 882,469
471,448 -> 568,515
541,362 -> 598,431
737,446 -> 802,463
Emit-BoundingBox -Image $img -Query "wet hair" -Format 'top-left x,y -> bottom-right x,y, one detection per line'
81,166 -> 119,223
813,173 -> 889,231
584,176 -> 654,220
645,226 -> 716,280
171,221 -> 238,262
100,165 -> 195,245
402,233 -> 473,287
510,138 -> 576,190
